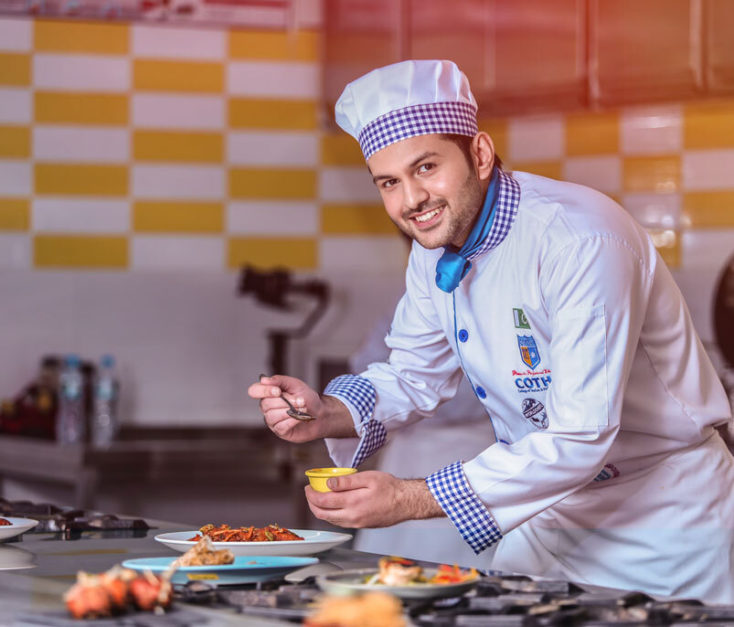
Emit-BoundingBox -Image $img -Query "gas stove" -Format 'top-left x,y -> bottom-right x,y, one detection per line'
178,571 -> 734,625
0,498 -> 150,538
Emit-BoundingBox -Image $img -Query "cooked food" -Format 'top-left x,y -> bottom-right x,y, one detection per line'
304,591 -> 406,627
367,556 -> 479,586
174,535 -> 234,567
0,518 -> 11,526
64,566 -> 172,619
188,523 -> 304,542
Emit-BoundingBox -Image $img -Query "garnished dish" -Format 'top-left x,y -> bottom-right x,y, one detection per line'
0,518 -> 11,526
173,536 -> 234,567
316,557 -> 480,601
63,565 -> 173,619
188,523 -> 304,542
0,517 -> 39,541
305,591 -> 406,627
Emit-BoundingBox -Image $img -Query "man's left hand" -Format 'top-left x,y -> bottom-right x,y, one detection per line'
304,470 -> 444,528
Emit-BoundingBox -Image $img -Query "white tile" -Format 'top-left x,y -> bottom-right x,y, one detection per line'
33,53 -> 130,92
132,24 -> 226,59
33,126 -> 129,162
227,131 -> 318,167
33,198 -> 130,233
508,115 -> 564,161
227,201 -> 318,235
563,156 -> 621,194
620,192 -> 682,229
132,164 -> 224,200
0,17 -> 32,51
620,105 -> 682,155
319,236 -> 407,274
319,167 -> 381,204
0,160 -> 32,195
132,93 -> 225,130
131,235 -> 224,269
0,234 -> 30,268
227,61 -> 319,99
0,88 -> 32,124
682,149 -> 734,190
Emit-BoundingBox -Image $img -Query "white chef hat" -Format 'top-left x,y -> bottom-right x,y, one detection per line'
335,59 -> 478,160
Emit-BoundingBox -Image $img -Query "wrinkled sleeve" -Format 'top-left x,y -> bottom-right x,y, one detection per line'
431,234 -> 654,553
324,248 -> 465,468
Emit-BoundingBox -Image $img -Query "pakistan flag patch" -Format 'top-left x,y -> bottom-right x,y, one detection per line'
513,307 -> 530,329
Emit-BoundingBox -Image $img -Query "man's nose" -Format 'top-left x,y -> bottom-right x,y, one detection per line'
403,178 -> 429,211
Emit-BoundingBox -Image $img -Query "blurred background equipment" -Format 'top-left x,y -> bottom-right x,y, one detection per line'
238,266 -> 330,376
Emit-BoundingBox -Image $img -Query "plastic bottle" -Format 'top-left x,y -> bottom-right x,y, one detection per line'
91,354 -> 119,447
56,354 -> 85,444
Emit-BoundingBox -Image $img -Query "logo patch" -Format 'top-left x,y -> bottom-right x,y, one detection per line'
593,463 -> 621,482
513,308 -> 530,329
517,335 -> 541,369
521,398 -> 548,429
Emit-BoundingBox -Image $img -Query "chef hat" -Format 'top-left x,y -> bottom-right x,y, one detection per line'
335,59 -> 478,160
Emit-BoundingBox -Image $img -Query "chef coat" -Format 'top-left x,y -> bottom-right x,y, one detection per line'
324,170 -> 734,602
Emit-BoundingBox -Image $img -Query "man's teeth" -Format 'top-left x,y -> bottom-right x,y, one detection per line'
414,207 -> 441,223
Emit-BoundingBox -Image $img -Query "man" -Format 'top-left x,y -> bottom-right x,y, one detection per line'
249,60 -> 734,602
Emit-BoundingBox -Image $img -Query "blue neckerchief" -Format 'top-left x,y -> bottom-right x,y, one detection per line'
435,166 -> 501,293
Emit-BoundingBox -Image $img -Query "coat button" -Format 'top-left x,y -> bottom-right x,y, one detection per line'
476,386 -> 486,398
458,329 -> 469,342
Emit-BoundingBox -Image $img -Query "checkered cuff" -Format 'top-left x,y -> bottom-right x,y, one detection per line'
426,461 -> 503,554
323,374 -> 386,467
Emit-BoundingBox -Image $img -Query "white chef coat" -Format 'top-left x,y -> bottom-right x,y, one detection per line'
324,170 -> 734,602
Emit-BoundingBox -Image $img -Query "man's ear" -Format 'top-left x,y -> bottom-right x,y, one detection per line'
471,132 -> 495,181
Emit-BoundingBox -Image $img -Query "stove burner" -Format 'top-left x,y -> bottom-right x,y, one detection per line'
0,498 -> 151,538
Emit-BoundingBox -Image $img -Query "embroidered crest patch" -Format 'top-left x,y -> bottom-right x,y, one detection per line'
517,335 -> 541,369
521,398 -> 548,429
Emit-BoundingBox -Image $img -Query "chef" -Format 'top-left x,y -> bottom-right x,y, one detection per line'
249,59 -> 734,602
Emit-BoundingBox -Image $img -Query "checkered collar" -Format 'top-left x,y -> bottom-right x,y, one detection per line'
467,169 -> 520,261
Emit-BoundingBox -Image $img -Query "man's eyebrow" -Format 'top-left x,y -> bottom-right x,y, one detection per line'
371,151 -> 440,184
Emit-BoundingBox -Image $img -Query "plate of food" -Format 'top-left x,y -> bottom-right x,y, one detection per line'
0,517 -> 39,542
316,556 -> 480,600
155,523 -> 352,557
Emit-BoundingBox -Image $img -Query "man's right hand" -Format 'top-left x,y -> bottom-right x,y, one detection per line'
247,374 -> 357,443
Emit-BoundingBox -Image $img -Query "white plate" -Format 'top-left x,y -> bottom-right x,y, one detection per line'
154,529 -> 352,557
122,555 -> 319,586
0,517 -> 39,542
316,568 -> 480,600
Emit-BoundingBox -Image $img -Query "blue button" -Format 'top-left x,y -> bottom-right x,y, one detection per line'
458,329 -> 469,342
476,386 -> 486,398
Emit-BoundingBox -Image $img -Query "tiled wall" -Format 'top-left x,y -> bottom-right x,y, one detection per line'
0,15 -> 732,427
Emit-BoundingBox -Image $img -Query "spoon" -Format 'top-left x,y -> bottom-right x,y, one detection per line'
259,374 -> 315,421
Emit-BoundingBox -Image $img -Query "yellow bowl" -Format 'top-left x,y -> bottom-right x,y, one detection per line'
305,467 -> 357,492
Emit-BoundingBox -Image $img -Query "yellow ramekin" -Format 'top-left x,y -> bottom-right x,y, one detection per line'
305,467 -> 357,492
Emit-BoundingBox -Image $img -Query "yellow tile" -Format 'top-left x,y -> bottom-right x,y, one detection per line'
321,133 -> 364,166
133,59 -> 223,93
683,191 -> 734,228
566,112 -> 619,156
0,53 -> 31,86
622,155 -> 680,193
683,101 -> 734,149
647,229 -> 681,268
35,92 -> 128,125
510,160 -> 562,181
0,198 -> 30,230
478,117 -> 508,163
228,98 -> 317,130
34,235 -> 128,269
0,126 -> 30,158
229,168 -> 316,199
229,30 -> 319,61
34,19 -> 128,55
227,237 -> 317,270
35,164 -> 128,196
133,201 -> 223,233
321,204 -> 394,235
133,131 -> 223,163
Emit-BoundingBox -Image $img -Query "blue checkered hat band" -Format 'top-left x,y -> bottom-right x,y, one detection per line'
358,101 -> 478,159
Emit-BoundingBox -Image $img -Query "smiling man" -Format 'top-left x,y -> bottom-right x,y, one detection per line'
248,60 -> 734,602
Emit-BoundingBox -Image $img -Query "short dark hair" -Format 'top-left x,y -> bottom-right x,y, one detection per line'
439,133 -> 503,170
